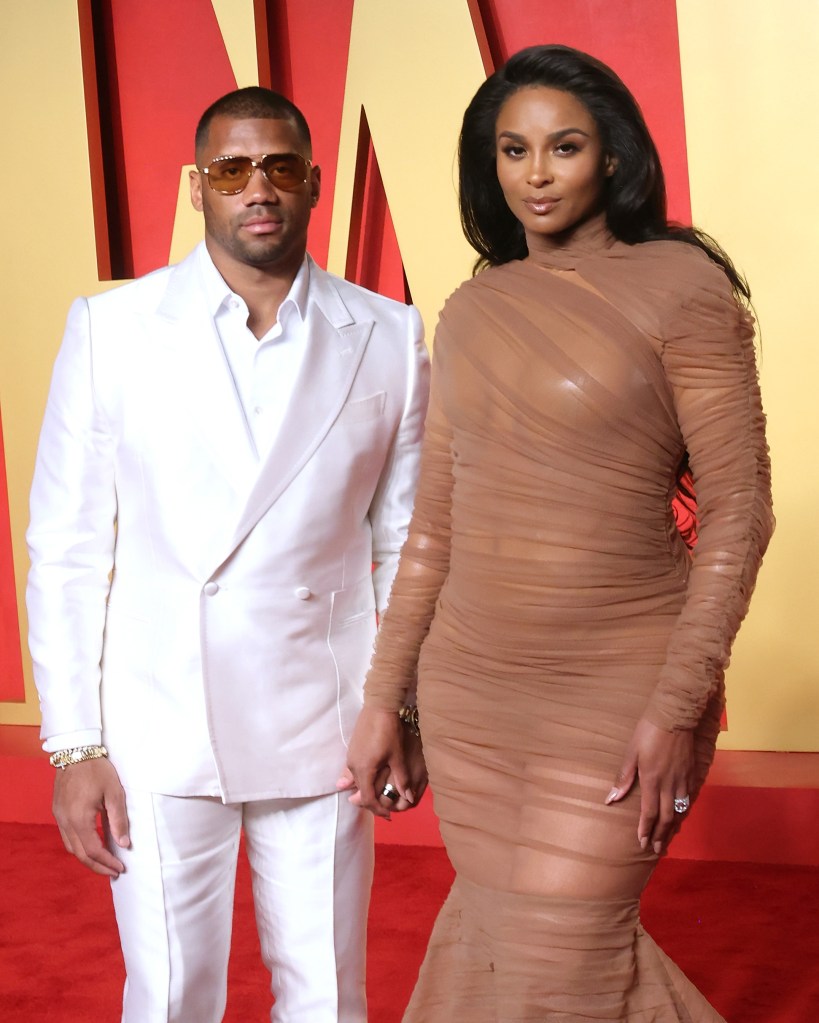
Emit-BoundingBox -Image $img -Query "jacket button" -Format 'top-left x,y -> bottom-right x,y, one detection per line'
203,582 -> 220,596
295,586 -> 312,600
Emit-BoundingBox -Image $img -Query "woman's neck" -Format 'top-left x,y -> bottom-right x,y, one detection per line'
524,211 -> 615,270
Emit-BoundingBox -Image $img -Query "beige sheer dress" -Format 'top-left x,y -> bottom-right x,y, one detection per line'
364,215 -> 773,1022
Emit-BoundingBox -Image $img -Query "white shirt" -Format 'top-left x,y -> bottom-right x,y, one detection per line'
199,245 -> 310,460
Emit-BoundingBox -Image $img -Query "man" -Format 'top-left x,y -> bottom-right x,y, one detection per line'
26,87 -> 429,1023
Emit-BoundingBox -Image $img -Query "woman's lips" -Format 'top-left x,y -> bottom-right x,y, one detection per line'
523,197 -> 560,215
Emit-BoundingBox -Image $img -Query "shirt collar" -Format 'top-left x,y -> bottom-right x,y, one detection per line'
198,242 -> 310,324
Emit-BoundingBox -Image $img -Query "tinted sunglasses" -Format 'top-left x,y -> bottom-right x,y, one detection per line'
200,153 -> 311,194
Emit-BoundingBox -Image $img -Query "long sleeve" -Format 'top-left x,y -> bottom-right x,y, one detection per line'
26,298 -> 117,745
368,306 -> 430,614
364,332 -> 455,710
645,260 -> 774,731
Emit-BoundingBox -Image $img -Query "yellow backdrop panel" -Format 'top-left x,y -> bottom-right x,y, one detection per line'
677,0 -> 819,749
0,2 -> 118,724
327,0 -> 484,329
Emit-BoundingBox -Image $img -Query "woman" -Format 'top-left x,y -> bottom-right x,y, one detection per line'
345,44 -> 773,1021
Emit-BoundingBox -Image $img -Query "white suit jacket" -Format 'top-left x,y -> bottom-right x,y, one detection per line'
27,245 -> 429,801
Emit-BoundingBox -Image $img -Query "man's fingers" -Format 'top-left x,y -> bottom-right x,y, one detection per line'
389,764 -> 413,804
85,833 -> 126,875
56,824 -> 75,856
377,778 -> 404,814
344,706 -> 421,818
104,786 -> 130,849
380,785 -> 413,810
52,758 -> 128,873
336,767 -> 357,792
61,820 -> 125,876
356,767 -> 394,819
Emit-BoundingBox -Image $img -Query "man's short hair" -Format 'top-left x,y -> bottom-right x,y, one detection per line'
195,87 -> 312,161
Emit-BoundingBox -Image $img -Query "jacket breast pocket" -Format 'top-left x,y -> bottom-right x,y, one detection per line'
336,391 -> 386,425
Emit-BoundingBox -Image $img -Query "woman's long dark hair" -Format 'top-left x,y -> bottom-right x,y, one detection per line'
459,44 -> 749,302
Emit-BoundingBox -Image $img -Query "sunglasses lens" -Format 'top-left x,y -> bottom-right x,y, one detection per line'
204,154 -> 309,193
260,154 -> 308,191
206,157 -> 252,193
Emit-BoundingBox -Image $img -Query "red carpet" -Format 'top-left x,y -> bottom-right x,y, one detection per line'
1,823 -> 816,1021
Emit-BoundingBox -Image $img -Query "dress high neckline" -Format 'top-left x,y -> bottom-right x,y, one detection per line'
524,212 -> 616,270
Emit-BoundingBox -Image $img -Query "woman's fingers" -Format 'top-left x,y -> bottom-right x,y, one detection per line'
608,717 -> 695,854
605,752 -> 638,805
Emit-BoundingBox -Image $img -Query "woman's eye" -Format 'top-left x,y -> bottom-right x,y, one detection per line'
501,144 -> 526,158
555,142 -> 579,155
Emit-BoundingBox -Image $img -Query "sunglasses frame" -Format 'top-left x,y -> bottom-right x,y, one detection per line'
199,153 -> 312,195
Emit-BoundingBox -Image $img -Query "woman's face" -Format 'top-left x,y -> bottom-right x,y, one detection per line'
495,86 -> 615,248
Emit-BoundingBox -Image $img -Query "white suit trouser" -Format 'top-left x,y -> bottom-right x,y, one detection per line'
108,789 -> 374,1023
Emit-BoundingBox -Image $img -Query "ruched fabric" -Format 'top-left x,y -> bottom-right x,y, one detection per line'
364,216 -> 773,1021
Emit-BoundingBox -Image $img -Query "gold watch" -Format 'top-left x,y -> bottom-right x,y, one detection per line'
49,745 -> 109,769
398,705 -> 420,737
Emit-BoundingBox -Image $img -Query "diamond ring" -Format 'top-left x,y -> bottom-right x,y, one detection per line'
673,795 -> 690,814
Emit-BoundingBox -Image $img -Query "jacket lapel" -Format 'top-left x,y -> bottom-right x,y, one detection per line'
154,247 -> 259,496
218,263 -> 373,561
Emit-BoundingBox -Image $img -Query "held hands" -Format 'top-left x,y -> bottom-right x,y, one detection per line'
338,706 -> 428,819
53,757 -> 130,877
605,717 -> 695,855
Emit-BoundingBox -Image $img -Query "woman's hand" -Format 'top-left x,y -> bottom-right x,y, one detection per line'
605,716 -> 695,854
338,706 -> 428,819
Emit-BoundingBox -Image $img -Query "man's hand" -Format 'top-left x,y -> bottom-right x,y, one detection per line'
53,757 -> 130,876
605,716 -> 695,855
339,706 -> 428,819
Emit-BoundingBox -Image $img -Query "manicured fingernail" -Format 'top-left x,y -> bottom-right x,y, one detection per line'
405,789 -> 415,804
605,788 -> 619,804
640,836 -> 648,850
654,841 -> 663,855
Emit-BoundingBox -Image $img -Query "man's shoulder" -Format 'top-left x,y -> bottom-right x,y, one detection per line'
84,248 -> 199,313
310,261 -> 415,322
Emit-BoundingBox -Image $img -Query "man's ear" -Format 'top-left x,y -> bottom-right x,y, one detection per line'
189,168 -> 204,212
310,164 -> 322,207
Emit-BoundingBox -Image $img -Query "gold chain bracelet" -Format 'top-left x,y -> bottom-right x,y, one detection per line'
49,745 -> 109,770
